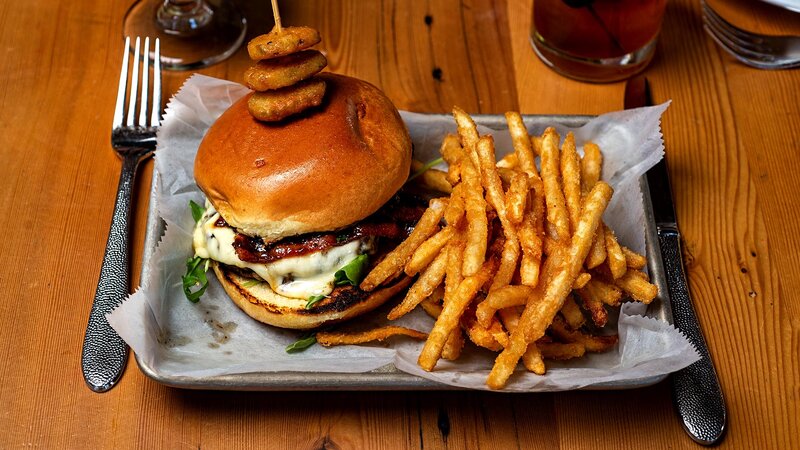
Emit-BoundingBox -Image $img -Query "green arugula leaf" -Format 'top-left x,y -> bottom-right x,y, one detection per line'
305,294 -> 326,310
285,334 -> 317,353
334,254 -> 369,286
240,279 -> 263,288
407,157 -> 444,182
182,256 -> 209,303
189,200 -> 205,223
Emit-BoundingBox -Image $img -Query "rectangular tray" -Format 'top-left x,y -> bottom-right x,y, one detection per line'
136,113 -> 672,391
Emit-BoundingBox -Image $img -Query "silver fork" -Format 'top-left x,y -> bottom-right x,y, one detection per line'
81,36 -> 161,393
701,0 -> 800,69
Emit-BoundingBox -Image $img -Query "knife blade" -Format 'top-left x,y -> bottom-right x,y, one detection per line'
626,76 -> 727,446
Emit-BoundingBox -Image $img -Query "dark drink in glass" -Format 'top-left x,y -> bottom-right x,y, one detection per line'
531,0 -> 667,82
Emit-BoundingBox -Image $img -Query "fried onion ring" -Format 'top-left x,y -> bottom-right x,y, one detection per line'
244,50 -> 328,91
247,78 -> 326,122
247,26 -> 321,60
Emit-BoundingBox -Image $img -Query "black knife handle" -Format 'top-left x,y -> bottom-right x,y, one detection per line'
658,228 -> 727,445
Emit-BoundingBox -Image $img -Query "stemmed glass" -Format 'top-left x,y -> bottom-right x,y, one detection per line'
123,0 -> 247,70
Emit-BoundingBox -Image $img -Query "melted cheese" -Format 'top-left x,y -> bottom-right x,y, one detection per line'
193,204 -> 368,299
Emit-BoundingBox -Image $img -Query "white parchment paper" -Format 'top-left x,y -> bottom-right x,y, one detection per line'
108,74 -> 700,391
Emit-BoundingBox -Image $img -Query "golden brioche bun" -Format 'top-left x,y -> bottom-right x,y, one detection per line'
194,73 -> 412,241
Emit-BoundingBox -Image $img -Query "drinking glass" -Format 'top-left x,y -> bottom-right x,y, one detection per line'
123,0 -> 247,70
531,0 -> 667,82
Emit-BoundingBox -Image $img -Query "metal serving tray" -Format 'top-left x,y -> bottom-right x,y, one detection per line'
136,114 -> 672,391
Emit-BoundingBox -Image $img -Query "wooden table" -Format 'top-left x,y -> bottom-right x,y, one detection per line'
1,0 -> 798,448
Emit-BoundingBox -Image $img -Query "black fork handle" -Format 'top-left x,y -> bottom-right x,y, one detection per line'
81,150 -> 147,392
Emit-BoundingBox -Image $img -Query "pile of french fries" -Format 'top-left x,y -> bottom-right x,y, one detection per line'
355,107 -> 658,390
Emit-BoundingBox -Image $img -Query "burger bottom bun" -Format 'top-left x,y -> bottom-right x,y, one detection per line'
212,263 -> 412,330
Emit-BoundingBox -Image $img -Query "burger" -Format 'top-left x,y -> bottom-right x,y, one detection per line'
190,73 -> 417,330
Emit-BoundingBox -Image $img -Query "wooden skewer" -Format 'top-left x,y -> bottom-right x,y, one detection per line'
271,0 -> 282,32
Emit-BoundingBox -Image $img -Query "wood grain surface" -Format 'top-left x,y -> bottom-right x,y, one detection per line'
1,0 -> 798,448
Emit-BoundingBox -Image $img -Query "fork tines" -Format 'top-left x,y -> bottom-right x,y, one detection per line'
701,0 -> 800,70
113,36 -> 162,130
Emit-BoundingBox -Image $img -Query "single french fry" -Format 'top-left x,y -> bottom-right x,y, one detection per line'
549,316 -> 618,352
575,282 -> 608,327
541,128 -> 571,242
622,246 -> 647,270
581,141 -> 606,269
522,345 -> 546,374
476,136 -> 521,291
461,158 -> 488,277
560,133 -> 582,233
443,184 -> 465,228
581,142 -> 602,194
420,289 -> 464,361
583,278 -> 623,307
585,228 -> 607,269
505,111 -> 540,179
442,328 -> 464,361
518,213 -> 542,287
476,285 -> 533,328
317,326 -> 427,346
506,172 -> 528,225
491,236 -> 521,292
477,136 -> 509,217
497,305 -> 523,333
410,160 -> 452,193
497,152 -> 518,169
420,293 -> 443,319
521,180 -> 547,286
560,295 -> 586,330
441,134 -> 464,186
487,182 -> 612,390
572,272 -> 591,289
539,341 -> 586,360
405,227 -> 454,276
389,250 -> 448,320
453,106 -> 481,172
531,134 -> 543,157
614,270 -> 658,304
444,234 -> 465,303
419,258 -> 498,371
360,198 -> 447,291
604,224 -> 627,279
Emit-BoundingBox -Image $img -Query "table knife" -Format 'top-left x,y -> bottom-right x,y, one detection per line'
625,76 -> 727,446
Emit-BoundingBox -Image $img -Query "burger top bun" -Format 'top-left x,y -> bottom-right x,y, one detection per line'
194,73 -> 412,240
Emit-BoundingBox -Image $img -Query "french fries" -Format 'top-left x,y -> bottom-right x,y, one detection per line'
410,160 -> 452,194
604,224 -> 627,279
505,112 -> 540,180
350,108 -> 657,389
405,227 -> 454,277
461,158 -> 488,277
476,285 -> 533,328
561,133 -> 582,233
317,326 -> 427,346
360,198 -> 447,292
488,182 -> 612,389
419,258 -> 497,371
389,250 -> 448,320
540,128 -> 571,242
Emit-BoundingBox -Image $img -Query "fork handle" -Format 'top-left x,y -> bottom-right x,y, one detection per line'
81,152 -> 145,392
